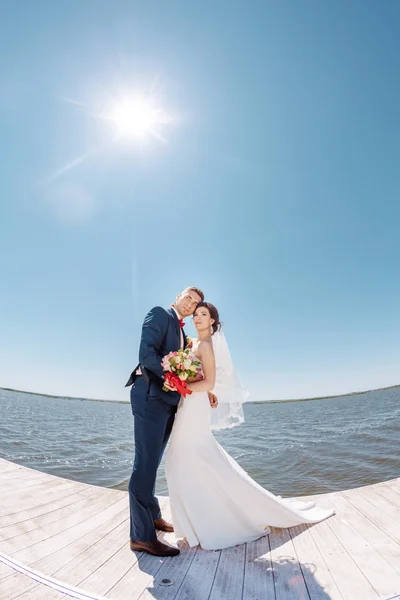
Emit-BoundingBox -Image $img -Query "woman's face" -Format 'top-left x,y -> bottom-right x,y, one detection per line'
193,306 -> 214,332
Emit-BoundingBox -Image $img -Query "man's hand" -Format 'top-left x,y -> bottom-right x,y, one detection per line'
162,374 -> 178,392
163,381 -> 177,392
208,392 -> 218,408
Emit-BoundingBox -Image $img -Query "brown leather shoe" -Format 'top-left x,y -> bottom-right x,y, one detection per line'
154,517 -> 174,533
130,539 -> 180,557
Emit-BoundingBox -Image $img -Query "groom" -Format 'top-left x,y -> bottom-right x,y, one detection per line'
125,286 -> 216,557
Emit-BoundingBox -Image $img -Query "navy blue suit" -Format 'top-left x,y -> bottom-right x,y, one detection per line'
126,306 -> 186,542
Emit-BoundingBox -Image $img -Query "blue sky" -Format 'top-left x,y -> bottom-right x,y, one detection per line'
0,1 -> 399,402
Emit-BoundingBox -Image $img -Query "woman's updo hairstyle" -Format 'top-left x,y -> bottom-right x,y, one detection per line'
196,302 -> 222,335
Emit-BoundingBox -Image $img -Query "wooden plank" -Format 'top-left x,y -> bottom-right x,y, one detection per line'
307,519 -> 379,600
327,492 -> 400,574
0,565 -> 43,600
46,499 -> 166,585
0,461 -> 90,498
0,563 -> 11,579
371,484 -> 400,509
321,494 -> 400,597
2,493 -> 123,556
0,495 -> 166,599
342,490 -> 400,545
0,498 -> 128,598
208,543 -> 245,600
354,479 -> 399,492
105,538 -> 172,600
0,556 -> 102,600
0,509 -> 129,598
0,482 -> 88,517
0,460 -> 18,470
242,535 -> 275,600
0,489 -> 101,541
0,460 -> 83,491
0,477 -> 84,503
0,486 -> 98,527
84,500 -> 174,597
288,523 -> 343,600
52,518 -> 129,585
0,469 -> 76,489
7,495 -> 126,565
268,526 -> 309,600
35,498 -> 130,579
0,469 -> 77,489
2,578 -> 71,600
371,479 -> 399,490
356,487 -> 400,519
171,546 -> 221,600
13,585 -> 71,600
1,459 -> 399,600
0,471 -> 50,488
0,469 -> 51,484
388,479 -> 400,494
138,541 -> 198,600
0,461 -> 38,476
0,478 -> 72,503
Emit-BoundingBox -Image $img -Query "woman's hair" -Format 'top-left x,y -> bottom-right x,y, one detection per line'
196,302 -> 222,334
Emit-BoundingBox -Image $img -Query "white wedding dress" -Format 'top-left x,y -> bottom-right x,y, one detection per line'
166,390 -> 335,551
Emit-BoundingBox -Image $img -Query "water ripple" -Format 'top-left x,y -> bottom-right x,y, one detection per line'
0,387 -> 399,497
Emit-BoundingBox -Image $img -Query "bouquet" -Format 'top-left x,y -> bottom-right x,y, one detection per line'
161,348 -> 202,398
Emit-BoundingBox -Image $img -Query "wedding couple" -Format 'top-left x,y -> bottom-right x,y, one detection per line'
125,286 -> 334,557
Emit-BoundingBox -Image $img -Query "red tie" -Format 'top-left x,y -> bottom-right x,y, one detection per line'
179,319 -> 185,329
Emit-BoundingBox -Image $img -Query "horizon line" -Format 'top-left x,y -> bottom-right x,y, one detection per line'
1,383 -> 399,405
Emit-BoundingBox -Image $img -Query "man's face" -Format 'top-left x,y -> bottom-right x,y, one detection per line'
175,290 -> 202,317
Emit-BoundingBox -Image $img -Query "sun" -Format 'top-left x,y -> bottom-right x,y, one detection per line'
49,86 -> 175,180
104,94 -> 172,142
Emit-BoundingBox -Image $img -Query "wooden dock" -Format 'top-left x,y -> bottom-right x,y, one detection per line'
0,458 -> 399,600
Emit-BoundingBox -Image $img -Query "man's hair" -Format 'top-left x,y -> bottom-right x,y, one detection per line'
181,286 -> 205,302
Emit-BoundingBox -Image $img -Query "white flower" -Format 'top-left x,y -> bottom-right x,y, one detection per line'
180,372 -> 188,381
183,359 -> 192,370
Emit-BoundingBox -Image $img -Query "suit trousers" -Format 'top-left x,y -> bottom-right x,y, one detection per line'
128,376 -> 177,541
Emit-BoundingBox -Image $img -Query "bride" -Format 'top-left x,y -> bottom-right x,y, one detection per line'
166,301 -> 334,551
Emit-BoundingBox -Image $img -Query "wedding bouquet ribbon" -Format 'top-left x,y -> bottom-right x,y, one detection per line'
163,372 -> 192,398
161,348 -> 202,398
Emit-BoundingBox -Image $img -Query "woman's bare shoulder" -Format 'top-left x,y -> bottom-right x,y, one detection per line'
197,339 -> 214,355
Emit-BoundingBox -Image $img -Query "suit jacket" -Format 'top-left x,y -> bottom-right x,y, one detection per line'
125,306 -> 187,406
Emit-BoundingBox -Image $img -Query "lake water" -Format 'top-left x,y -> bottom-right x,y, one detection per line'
0,387 -> 399,497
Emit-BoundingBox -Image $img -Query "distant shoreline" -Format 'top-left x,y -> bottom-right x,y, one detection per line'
0,387 -> 128,405
253,383 -> 400,404
1,383 -> 399,405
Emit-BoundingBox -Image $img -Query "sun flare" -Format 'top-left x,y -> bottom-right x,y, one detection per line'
50,86 -> 174,181
104,94 -> 172,141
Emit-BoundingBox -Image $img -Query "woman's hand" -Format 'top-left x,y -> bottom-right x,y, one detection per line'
187,373 -> 204,383
208,392 -> 218,408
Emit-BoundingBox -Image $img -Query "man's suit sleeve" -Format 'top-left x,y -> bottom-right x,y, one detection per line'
139,306 -> 169,382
